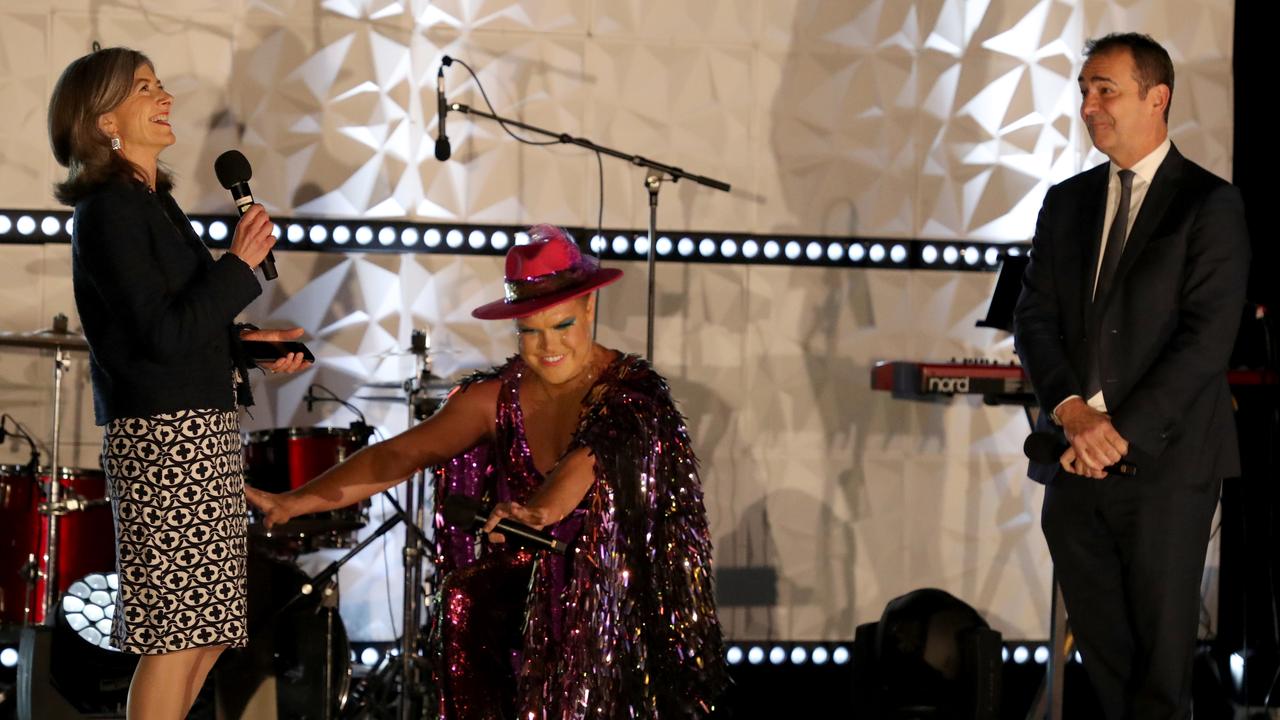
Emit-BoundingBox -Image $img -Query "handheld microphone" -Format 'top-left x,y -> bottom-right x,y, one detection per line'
434,60 -> 451,162
214,150 -> 277,280
442,495 -> 567,555
1023,431 -> 1138,477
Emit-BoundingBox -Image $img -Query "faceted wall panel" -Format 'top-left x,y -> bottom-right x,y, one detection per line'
0,0 -> 1235,641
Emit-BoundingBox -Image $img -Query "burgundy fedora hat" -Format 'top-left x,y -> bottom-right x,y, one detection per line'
471,224 -> 622,320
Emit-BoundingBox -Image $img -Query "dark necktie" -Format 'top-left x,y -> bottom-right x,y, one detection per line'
1085,168 -> 1135,398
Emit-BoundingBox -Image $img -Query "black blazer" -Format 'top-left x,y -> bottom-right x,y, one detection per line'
72,178 -> 262,424
1013,145 -> 1250,486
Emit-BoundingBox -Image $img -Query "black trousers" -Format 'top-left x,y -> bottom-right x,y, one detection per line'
1042,471 -> 1220,720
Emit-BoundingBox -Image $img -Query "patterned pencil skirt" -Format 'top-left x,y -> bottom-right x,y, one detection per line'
102,408 -> 248,654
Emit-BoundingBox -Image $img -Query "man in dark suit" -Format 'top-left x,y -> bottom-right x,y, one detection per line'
1013,33 -> 1250,719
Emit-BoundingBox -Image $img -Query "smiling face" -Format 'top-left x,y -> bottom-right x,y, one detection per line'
515,294 -> 597,387
97,63 -> 174,168
1078,48 -> 1169,168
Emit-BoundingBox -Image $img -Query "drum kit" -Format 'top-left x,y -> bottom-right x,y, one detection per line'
1,319 -> 449,719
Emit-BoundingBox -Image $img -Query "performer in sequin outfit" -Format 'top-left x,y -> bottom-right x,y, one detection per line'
248,224 -> 727,718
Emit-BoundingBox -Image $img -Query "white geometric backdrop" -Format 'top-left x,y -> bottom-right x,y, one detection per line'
0,0 -> 1235,640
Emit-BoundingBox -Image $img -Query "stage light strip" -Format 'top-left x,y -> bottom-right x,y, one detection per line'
723,642 -> 852,666
0,209 -> 1027,272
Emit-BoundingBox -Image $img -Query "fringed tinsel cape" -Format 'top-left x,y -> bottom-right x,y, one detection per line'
432,353 -> 727,718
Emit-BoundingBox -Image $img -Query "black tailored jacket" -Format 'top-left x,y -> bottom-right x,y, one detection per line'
72,178 -> 262,425
1013,145 -> 1251,486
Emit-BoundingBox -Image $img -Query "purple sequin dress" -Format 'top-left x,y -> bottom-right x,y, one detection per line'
432,354 -> 726,719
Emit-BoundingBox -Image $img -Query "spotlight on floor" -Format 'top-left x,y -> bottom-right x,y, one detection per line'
853,588 -> 1002,719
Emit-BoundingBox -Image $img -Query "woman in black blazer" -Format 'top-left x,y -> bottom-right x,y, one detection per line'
48,46 -> 308,719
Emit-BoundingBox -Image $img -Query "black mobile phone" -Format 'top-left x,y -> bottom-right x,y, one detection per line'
242,340 -> 315,363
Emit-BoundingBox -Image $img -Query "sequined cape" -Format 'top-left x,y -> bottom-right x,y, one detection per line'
432,353 -> 727,719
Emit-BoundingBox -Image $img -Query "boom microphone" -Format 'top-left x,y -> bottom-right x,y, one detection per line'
434,59 -> 452,162
214,150 -> 277,280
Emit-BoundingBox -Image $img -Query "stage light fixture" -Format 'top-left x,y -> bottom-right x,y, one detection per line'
890,244 -> 908,264
1008,246 -> 1023,256
805,242 -> 821,261
742,239 -> 759,258
1013,646 -> 1029,664
613,236 -> 630,255
942,246 -> 959,265
827,242 -> 844,262
189,220 -> 205,238
747,646 -> 764,665
784,241 -> 801,260
790,646 -> 807,665
677,237 -> 694,256
514,231 -> 531,246
468,230 -> 486,249
868,244 -> 886,263
812,647 -> 829,665
42,216 -> 60,236
985,247 -> 1001,266
61,572 -> 118,650
0,215 -> 11,233
65,218 -> 75,236
287,223 -> 305,243
491,231 -> 510,250
360,647 -> 380,666
1,647 -> 17,668
634,236 -> 651,255
699,239 -> 716,258
399,227 -> 419,246
446,229 -> 464,248
423,228 -> 441,247
832,646 -> 850,665
963,246 -> 980,265
312,225 -> 330,244
378,227 -> 396,246
355,226 -> 373,245
848,243 -> 866,262
721,239 -> 738,258
17,216 -> 36,235
726,646 -> 743,665
763,240 -> 780,260
769,646 -> 786,665
922,245 -> 939,265
1034,646 -> 1049,664
209,220 -> 229,241
656,236 -> 673,256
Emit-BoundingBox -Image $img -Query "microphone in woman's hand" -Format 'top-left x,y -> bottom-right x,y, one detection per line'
214,149 -> 277,280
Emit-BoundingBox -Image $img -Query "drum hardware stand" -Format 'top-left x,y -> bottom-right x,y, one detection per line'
39,314 -> 75,625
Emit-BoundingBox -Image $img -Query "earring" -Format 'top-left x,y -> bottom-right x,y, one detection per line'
110,136 -> 122,151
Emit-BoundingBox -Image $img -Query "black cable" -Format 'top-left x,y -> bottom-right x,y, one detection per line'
1,413 -> 42,478
448,58 -> 560,148
307,383 -> 369,426
592,148 -> 605,340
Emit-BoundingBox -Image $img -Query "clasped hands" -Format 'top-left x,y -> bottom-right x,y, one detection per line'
1056,397 -> 1129,479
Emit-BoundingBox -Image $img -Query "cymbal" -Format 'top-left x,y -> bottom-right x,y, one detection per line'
0,328 -> 89,352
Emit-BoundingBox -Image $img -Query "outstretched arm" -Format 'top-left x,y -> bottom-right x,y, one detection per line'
482,446 -> 595,538
247,380 -> 498,527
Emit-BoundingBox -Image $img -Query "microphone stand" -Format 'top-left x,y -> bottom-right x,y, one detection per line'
443,98 -> 732,361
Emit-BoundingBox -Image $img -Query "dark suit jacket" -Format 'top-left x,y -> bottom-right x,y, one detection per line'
1013,144 -> 1250,486
72,178 -> 262,424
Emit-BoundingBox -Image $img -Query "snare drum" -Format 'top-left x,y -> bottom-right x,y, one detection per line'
243,427 -> 369,551
0,465 -> 114,625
